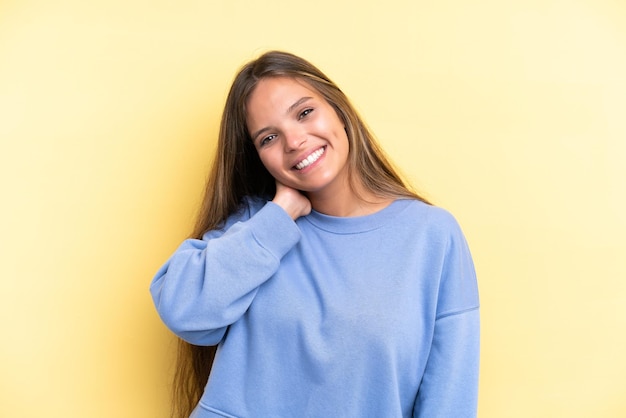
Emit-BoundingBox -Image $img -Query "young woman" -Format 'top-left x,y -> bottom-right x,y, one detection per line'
150,51 -> 480,418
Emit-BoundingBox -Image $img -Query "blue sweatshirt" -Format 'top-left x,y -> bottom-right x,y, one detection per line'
150,198 -> 479,418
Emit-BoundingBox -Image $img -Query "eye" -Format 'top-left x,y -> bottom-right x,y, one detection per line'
259,134 -> 277,147
298,108 -> 314,120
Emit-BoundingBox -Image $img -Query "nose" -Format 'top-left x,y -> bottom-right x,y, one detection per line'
283,127 -> 306,152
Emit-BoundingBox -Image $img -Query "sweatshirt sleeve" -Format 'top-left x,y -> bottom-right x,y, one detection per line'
149,201 -> 301,346
413,214 -> 480,418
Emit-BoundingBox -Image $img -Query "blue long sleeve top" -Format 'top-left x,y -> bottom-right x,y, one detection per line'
150,198 -> 480,418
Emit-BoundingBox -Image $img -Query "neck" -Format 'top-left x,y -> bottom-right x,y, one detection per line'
307,182 -> 393,217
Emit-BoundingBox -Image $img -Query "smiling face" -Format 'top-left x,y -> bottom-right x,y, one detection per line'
246,76 -> 351,199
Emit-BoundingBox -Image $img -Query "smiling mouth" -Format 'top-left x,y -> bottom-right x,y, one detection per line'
294,147 -> 326,170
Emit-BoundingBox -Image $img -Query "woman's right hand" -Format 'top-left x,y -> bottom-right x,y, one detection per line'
272,181 -> 311,220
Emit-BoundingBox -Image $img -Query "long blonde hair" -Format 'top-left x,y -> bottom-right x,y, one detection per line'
171,50 -> 429,417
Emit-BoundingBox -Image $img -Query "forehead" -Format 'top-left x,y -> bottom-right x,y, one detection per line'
247,76 -> 321,107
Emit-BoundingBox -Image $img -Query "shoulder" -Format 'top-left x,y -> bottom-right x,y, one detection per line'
393,200 -> 472,255
398,199 -> 464,234
241,195 -> 270,216
217,196 -> 270,230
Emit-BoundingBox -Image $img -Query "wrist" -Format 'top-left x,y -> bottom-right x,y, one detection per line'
272,198 -> 299,220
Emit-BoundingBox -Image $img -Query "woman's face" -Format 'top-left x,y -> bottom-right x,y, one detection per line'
246,77 -> 350,197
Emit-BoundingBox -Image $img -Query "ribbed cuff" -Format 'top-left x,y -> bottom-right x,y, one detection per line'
246,202 -> 301,260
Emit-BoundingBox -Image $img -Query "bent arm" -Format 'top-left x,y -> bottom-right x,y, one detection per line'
150,202 -> 300,345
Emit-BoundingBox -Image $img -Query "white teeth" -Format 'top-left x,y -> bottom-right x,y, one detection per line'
295,147 -> 325,170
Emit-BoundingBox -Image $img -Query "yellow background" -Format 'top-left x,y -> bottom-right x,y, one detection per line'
1,0 -> 625,416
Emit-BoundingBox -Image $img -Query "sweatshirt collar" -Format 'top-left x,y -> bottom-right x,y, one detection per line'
302,199 -> 413,234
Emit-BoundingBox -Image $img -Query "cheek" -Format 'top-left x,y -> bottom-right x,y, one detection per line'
324,113 -> 348,144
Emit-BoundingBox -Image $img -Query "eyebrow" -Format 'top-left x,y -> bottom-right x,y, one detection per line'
287,96 -> 313,115
250,96 -> 313,142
